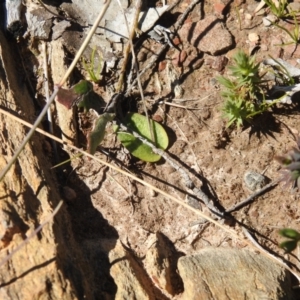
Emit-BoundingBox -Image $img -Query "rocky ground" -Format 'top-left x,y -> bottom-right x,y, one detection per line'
1,0 -> 300,299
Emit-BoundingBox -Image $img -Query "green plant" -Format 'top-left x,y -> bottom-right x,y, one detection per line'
275,137 -> 300,190
82,47 -> 103,83
264,0 -> 289,19
270,14 -> 300,45
114,113 -> 169,162
221,96 -> 256,128
217,50 -> 274,128
279,228 -> 300,253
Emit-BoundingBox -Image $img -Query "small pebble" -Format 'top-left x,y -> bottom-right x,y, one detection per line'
245,13 -> 252,20
243,170 -> 267,191
263,15 -> 277,27
158,61 -> 167,71
260,44 -> 268,51
248,32 -> 259,43
172,36 -> 181,46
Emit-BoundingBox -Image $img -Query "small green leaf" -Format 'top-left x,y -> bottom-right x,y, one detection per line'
117,132 -> 162,162
280,240 -> 298,253
279,228 -> 300,240
216,76 -> 236,89
55,80 -> 93,109
116,113 -> 169,162
88,112 -> 115,154
72,80 -> 93,95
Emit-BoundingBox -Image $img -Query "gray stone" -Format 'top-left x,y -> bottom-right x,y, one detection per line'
52,20 -> 71,40
243,170 -> 267,191
177,248 -> 295,300
26,8 -> 53,39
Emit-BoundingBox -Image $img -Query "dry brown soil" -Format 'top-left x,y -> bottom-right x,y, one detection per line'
64,0 -> 300,286
10,0 -> 300,297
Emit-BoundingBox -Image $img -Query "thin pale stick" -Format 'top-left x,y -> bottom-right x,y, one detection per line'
116,0 -> 155,142
242,226 -> 300,286
42,42 -> 58,162
159,101 -> 204,109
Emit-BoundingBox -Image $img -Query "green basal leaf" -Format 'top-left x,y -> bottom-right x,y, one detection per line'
279,228 -> 300,240
88,112 -> 115,154
116,113 -> 169,162
280,240 -> 298,253
117,132 -> 162,162
72,80 -> 93,95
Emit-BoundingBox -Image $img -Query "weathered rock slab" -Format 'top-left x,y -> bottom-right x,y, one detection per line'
177,248 -> 295,300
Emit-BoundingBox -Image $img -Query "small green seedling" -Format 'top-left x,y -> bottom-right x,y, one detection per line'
263,0 -> 289,19
279,228 -> 300,253
217,50 -> 275,128
87,112 -> 169,161
82,47 -> 103,83
270,14 -> 300,46
221,96 -> 258,128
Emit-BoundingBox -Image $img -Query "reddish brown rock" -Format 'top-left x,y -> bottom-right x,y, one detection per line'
178,15 -> 233,55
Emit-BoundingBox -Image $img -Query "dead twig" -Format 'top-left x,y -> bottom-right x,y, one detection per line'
42,42 -> 58,162
116,0 -> 155,143
226,180 -> 279,214
118,122 -> 225,218
116,0 -> 142,93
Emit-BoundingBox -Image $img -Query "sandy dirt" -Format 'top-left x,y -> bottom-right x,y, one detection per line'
13,0 -> 300,295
